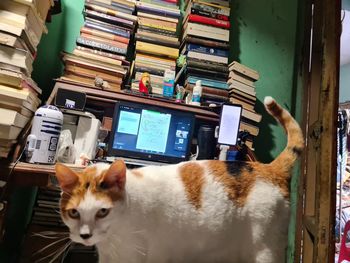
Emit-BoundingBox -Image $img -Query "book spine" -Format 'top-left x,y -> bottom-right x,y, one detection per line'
134,65 -> 165,76
135,34 -> 180,48
84,9 -> 135,29
186,43 -> 228,57
80,33 -> 128,49
187,51 -> 228,64
186,66 -> 228,80
187,23 -> 229,42
85,21 -> 131,38
136,2 -> 181,18
110,2 -> 135,13
198,0 -> 229,8
192,2 -> 230,18
188,14 -> 230,29
75,45 -> 127,61
138,25 -> 177,37
85,2 -> 137,22
187,84 -> 228,97
186,58 -> 228,73
187,76 -> 228,89
163,0 -> 178,3
185,36 -> 229,49
76,37 -> 127,55
136,41 -> 179,58
140,0 -> 179,10
81,27 -> 130,44
138,21 -> 176,33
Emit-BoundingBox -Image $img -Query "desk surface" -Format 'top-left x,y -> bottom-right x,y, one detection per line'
7,162 -> 84,187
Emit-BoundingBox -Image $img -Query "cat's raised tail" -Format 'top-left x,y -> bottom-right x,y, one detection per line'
263,96 -> 304,172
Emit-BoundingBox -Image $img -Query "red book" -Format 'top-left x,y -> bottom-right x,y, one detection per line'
188,14 -> 231,29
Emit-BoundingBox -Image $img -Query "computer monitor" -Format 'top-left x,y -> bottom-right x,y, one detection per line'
217,103 -> 242,146
108,101 -> 195,164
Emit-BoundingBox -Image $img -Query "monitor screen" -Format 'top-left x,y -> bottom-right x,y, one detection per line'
218,103 -> 242,146
108,101 -> 195,163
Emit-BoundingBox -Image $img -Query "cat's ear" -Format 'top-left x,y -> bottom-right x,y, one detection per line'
55,163 -> 79,193
102,160 -> 126,190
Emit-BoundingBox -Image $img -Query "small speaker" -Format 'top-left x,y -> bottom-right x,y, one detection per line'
197,125 -> 216,160
55,88 -> 86,110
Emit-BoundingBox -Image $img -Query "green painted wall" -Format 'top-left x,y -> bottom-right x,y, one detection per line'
340,63 -> 350,102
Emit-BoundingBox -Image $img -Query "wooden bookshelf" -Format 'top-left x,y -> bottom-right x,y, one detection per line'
50,79 -> 220,123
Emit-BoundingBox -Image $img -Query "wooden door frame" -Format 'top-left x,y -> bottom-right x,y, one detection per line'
294,0 -> 341,261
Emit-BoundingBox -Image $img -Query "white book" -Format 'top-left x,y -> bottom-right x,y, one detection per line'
183,22 -> 230,42
0,45 -> 33,75
229,61 -> 260,81
187,51 -> 228,64
228,71 -> 256,87
0,31 -> 28,51
0,124 -> 22,140
0,0 -> 47,39
137,12 -> 179,24
0,108 -> 30,128
229,79 -> 256,96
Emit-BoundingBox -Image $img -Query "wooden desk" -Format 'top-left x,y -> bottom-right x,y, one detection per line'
4,162 -> 84,187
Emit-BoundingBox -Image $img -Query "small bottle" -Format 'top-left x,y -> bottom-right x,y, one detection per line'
191,80 -> 202,106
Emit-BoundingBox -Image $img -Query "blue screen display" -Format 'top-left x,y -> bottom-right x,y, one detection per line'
112,104 -> 193,159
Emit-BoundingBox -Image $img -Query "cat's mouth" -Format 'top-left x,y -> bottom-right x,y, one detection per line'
80,239 -> 95,247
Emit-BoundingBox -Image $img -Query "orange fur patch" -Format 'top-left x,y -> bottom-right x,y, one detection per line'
207,160 -> 290,207
60,166 -> 124,214
179,162 -> 205,210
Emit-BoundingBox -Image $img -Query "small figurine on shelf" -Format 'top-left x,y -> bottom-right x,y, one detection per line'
175,84 -> 185,103
139,72 -> 152,94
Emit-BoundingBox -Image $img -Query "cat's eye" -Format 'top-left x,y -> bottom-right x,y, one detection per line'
67,209 -> 80,219
96,208 -> 110,219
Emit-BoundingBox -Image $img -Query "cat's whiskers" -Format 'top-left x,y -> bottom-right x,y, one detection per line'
48,240 -> 72,263
34,239 -> 71,263
32,231 -> 69,239
33,236 -> 70,256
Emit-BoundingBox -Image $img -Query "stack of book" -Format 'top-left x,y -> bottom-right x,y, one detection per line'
227,61 -> 261,150
180,0 -> 230,105
60,0 -> 137,91
31,188 -> 66,228
130,0 -> 181,96
0,0 -> 51,158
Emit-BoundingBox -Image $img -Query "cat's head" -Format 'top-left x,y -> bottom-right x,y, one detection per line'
55,160 -> 127,246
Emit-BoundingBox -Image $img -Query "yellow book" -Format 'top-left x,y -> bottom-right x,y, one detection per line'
138,17 -> 177,31
192,0 -> 230,10
136,41 -> 179,59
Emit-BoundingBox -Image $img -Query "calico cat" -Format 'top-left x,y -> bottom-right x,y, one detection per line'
55,96 -> 304,263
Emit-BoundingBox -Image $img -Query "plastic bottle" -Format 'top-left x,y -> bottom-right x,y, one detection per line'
191,80 -> 202,106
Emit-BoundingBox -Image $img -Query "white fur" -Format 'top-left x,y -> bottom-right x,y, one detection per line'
62,162 -> 289,263
264,96 -> 275,106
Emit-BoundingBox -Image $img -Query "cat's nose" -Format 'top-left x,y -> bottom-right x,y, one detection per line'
80,233 -> 92,240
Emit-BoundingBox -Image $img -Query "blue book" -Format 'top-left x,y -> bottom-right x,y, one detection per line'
184,43 -> 228,58
187,76 -> 228,90
85,21 -> 131,38
136,3 -> 181,18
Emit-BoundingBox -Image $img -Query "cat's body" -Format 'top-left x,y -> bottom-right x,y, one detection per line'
55,97 -> 304,263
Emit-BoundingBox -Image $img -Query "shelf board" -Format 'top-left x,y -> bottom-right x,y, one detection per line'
51,79 -> 220,122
